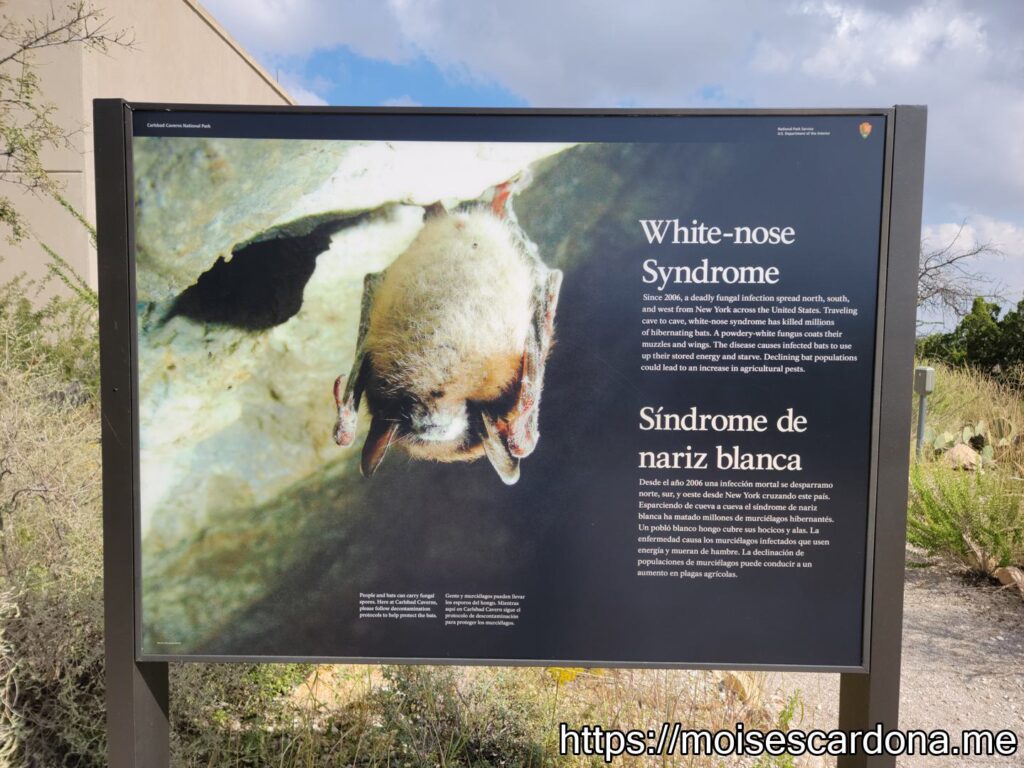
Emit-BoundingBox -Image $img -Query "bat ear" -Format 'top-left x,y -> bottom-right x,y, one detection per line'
491,181 -> 512,218
361,415 -> 398,478
424,201 -> 447,220
480,412 -> 520,485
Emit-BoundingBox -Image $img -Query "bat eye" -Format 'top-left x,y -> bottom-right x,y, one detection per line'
430,389 -> 445,399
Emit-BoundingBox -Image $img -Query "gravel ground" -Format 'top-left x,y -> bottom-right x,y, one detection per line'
769,556 -> 1024,767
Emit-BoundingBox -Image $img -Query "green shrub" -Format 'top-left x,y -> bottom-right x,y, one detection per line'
171,663 -> 318,767
751,692 -> 802,768
918,296 -> 1024,384
0,276 -> 99,399
908,462 -> 1024,571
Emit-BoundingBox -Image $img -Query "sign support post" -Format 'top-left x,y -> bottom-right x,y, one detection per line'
96,98 -> 171,768
914,367 -> 935,456
837,105 -> 927,768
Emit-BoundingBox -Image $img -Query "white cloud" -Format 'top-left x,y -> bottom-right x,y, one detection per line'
797,1 -> 989,85
922,216 -> 1024,256
277,73 -> 329,105
751,41 -> 793,75
922,215 -> 1024,302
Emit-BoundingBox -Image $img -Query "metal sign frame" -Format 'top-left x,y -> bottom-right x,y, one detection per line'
95,100 -> 926,767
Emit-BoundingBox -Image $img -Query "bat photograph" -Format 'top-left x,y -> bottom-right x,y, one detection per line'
134,136 -> 610,658
134,116 -> 884,666
333,189 -> 562,485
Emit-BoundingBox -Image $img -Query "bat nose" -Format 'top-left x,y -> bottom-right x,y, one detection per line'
411,408 -> 467,442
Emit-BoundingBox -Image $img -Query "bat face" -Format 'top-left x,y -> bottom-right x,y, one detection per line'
361,354 -> 523,458
333,199 -> 562,485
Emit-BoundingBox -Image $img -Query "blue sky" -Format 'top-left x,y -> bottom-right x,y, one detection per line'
279,47 -> 527,108
205,0 -> 1024,318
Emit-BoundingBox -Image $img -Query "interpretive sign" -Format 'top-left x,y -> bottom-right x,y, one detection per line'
98,105 -> 924,677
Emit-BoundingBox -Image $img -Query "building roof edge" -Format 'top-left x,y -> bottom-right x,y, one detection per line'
182,0 -> 296,105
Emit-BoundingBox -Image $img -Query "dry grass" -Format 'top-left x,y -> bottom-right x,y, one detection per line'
170,663 -> 795,768
914,359 -> 1024,469
549,667 -> 795,767
0,366 -> 101,590
0,356 -> 106,765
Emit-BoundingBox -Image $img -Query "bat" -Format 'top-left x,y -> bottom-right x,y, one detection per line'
333,185 -> 562,485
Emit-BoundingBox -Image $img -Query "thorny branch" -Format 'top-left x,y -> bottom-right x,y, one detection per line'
918,222 -> 1004,322
0,1 -> 134,68
0,1 -> 132,302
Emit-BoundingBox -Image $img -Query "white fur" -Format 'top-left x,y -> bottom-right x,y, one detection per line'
367,209 -> 535,403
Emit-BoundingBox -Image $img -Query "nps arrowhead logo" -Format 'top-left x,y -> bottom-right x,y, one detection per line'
859,121 -> 873,139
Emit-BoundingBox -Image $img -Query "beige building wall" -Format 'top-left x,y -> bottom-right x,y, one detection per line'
0,0 -> 293,294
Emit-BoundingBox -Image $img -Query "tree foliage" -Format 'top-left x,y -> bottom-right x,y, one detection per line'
918,296 -> 1024,381
0,1 -> 132,304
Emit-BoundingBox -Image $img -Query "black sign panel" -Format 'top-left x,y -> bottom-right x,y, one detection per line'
127,109 -> 888,668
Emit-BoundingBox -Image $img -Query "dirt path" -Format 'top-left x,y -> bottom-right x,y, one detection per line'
768,555 -> 1024,767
